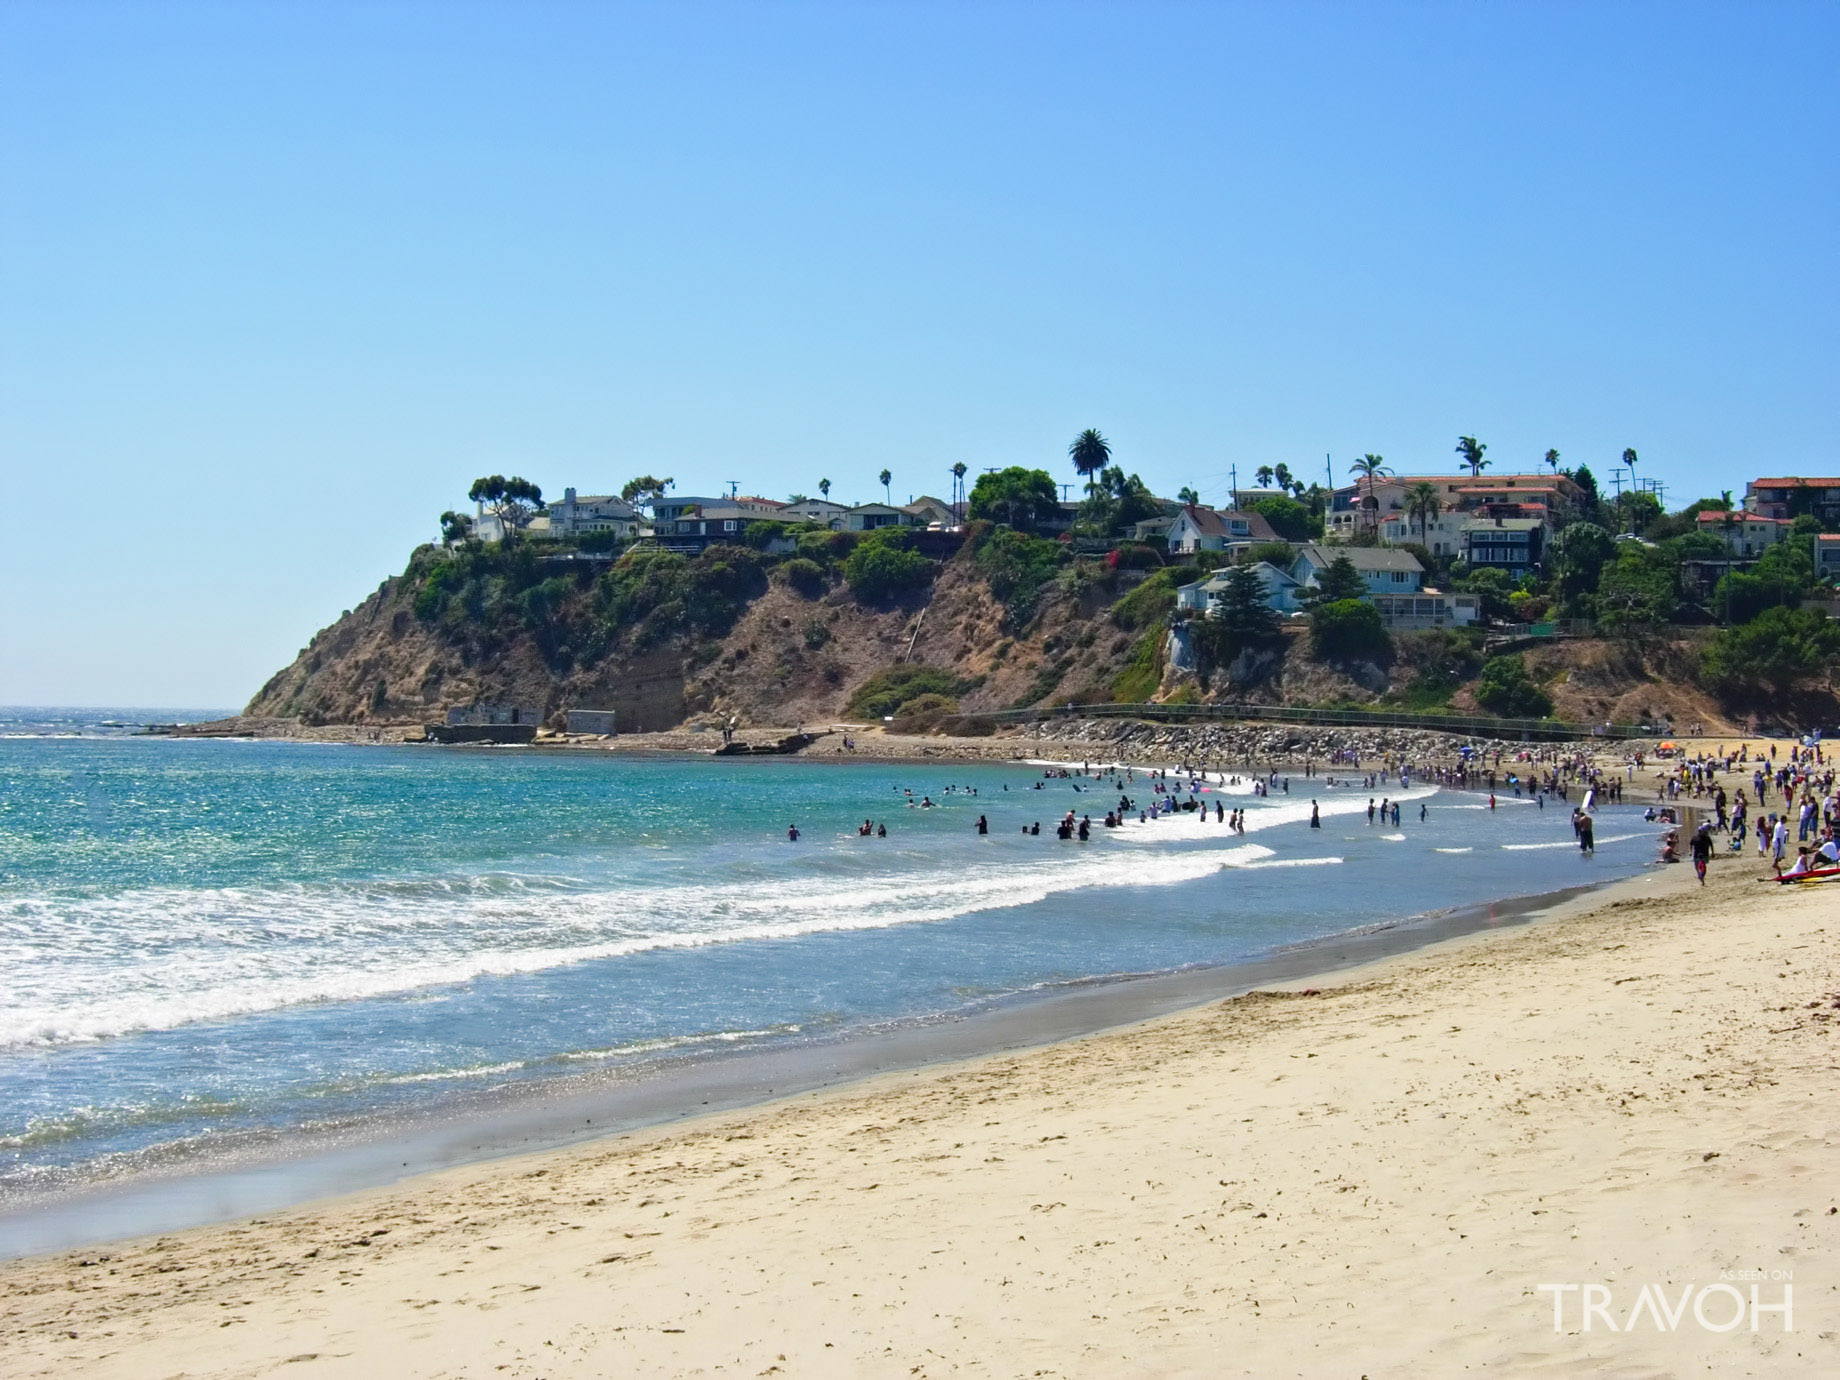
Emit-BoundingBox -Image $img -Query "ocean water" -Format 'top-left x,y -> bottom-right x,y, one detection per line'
0,718 -> 1658,1210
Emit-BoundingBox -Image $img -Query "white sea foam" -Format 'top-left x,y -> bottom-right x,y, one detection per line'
1237,857 -> 1343,869
1433,847 -> 1473,854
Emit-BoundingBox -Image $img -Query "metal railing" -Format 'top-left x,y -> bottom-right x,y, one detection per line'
967,701 -> 1658,742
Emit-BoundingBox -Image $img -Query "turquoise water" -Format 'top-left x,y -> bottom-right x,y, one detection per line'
0,715 -> 1657,1204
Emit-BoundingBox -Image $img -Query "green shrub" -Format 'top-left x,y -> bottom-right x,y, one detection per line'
1309,599 -> 1391,664
890,692 -> 960,730
1701,606 -> 1840,695
1110,569 -> 1178,630
595,545 -> 765,645
780,557 -> 826,597
1473,654 -> 1554,717
1391,630 -> 1484,708
743,520 -> 789,550
1110,629 -> 1165,702
843,532 -> 936,602
1252,495 -> 1320,542
846,664 -> 967,718
974,527 -> 1066,626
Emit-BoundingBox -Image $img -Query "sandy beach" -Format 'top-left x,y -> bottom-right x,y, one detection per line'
4,853 -> 1834,1377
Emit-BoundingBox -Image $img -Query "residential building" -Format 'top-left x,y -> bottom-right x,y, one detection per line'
1817,534 -> 1840,581
1461,518 -> 1546,575
901,495 -> 958,528
1695,509 -> 1794,558
652,495 -> 785,525
1166,504 -> 1280,554
1745,478 -> 1840,524
1328,472 -> 1583,540
661,504 -> 765,546
1292,544 -> 1423,596
780,498 -> 850,527
1377,510 -> 1470,558
845,503 -> 912,532
1176,562 -> 1306,616
1370,590 -> 1480,631
545,489 -> 642,540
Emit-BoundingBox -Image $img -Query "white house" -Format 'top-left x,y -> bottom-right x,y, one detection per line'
846,503 -> 912,531
781,498 -> 851,527
1177,562 -> 1306,616
1695,509 -> 1794,558
1377,510 -> 1471,559
1167,504 -> 1280,554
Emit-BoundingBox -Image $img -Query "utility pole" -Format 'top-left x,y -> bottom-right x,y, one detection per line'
725,480 -> 740,498
1608,468 -> 1625,498
1230,463 -> 1238,502
1325,453 -> 1333,491
1059,483 -> 1073,501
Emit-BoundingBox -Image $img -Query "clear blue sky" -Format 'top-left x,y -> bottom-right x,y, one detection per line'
3,1 -> 1835,707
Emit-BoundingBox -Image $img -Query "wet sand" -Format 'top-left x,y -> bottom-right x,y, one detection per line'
4,853 -> 1834,1376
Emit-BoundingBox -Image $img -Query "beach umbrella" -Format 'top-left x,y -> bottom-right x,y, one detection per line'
1658,741 -> 1676,750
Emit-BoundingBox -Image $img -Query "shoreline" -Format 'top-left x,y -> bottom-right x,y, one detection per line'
5,855 -> 1833,1375
1,861 -> 1649,1263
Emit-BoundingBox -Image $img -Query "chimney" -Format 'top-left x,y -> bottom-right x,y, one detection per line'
564,487 -> 576,505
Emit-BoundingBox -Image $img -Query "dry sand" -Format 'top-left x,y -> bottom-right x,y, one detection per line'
4,858 -> 1835,1378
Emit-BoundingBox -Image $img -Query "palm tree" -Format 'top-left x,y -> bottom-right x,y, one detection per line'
1544,448 -> 1560,473
1455,436 -> 1488,477
1069,429 -> 1112,495
1349,454 -> 1393,529
951,461 -> 967,517
1622,447 -> 1638,490
1406,481 -> 1442,546
1272,462 -> 1293,493
879,468 -> 892,504
1177,486 -> 1199,505
1255,465 -> 1275,490
818,478 -> 831,501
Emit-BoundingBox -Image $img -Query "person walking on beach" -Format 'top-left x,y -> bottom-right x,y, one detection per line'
1689,822 -> 1713,883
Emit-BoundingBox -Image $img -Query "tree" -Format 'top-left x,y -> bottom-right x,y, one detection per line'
819,478 -> 832,500
1069,429 -> 1112,494
1473,654 -> 1553,717
966,467 -> 1062,534
878,468 -> 892,504
468,475 -> 545,538
1349,454 -> 1393,530
1273,462 -> 1294,493
1190,565 -> 1285,681
620,474 -> 674,508
1177,486 -> 1199,505
1459,566 -> 1517,622
1310,599 -> 1390,664
1455,436 -> 1488,477
1554,521 -> 1615,603
1572,464 -> 1600,515
1251,494 -> 1318,542
1716,537 -> 1815,623
1255,465 -> 1275,490
1596,543 -> 1679,629
1405,481 -> 1442,544
1544,448 -> 1561,473
1701,605 -> 1840,695
1622,447 -> 1639,489
1302,555 -> 1368,607
951,461 -> 968,516
438,510 -> 474,546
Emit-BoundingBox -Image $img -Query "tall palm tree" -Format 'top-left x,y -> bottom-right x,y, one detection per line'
1272,462 -> 1293,493
1455,436 -> 1488,477
818,478 -> 831,501
1544,448 -> 1560,473
1349,454 -> 1393,530
1622,447 -> 1638,490
951,461 -> 967,517
1406,482 -> 1442,545
1255,465 -> 1275,490
879,468 -> 892,504
1069,429 -> 1112,495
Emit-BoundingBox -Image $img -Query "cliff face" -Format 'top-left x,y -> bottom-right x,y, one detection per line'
244,541 -> 1166,730
247,537 -> 1773,733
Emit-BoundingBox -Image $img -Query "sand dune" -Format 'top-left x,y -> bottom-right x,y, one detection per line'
3,859 -> 1835,1377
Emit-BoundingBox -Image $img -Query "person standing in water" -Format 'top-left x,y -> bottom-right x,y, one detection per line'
1310,800 -> 1321,829
976,814 -> 988,835
787,823 -> 800,842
